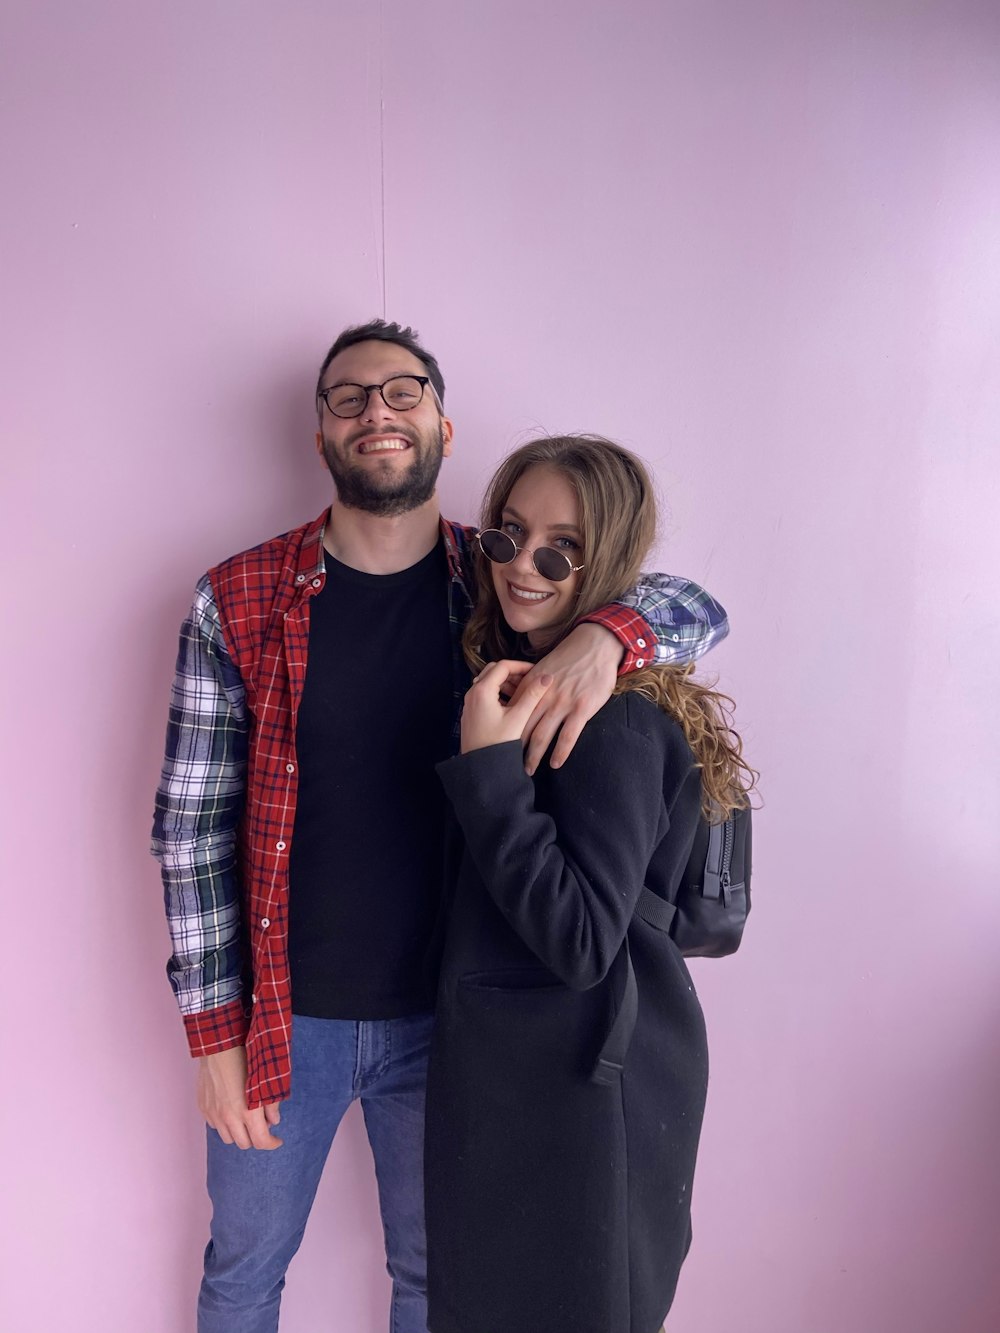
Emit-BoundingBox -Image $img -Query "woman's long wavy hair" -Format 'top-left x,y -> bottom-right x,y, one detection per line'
463,435 -> 757,820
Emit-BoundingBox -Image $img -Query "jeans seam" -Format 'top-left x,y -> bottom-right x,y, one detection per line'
382,1020 -> 392,1080
352,1020 -> 364,1096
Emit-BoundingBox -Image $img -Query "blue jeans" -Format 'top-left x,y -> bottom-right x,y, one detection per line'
198,1012 -> 434,1333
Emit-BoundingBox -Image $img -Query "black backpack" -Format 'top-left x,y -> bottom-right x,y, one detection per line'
592,806 -> 752,1085
661,803 -> 752,958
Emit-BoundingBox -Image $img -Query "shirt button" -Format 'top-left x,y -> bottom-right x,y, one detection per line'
672,633 -> 680,642
636,659 -> 645,668
285,763 -> 295,774
311,577 -> 321,588
276,840 -> 286,851
260,918 -> 270,929
295,574 -> 305,584
637,637 -> 647,649
251,993 -> 257,1004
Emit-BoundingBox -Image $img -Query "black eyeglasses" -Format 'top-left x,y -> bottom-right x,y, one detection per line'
317,375 -> 436,419
476,529 -> 585,583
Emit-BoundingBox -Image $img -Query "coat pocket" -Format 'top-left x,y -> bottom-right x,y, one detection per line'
458,966 -> 565,994
453,967 -> 611,1082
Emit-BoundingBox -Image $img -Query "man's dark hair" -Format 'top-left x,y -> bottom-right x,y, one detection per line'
316,319 -> 446,406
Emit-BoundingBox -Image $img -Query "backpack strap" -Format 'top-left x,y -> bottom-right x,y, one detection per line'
591,888 -> 677,1086
590,941 -> 638,1086
635,887 -> 676,933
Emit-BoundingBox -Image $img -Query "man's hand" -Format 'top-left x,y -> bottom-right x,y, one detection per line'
197,1046 -> 284,1151
513,623 -> 624,775
461,661 -> 553,754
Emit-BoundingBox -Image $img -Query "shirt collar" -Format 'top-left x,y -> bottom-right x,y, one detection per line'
293,510 -> 328,590
298,508 -> 465,586
439,517 -> 466,581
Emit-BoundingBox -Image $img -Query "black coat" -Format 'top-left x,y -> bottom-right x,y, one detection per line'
425,692 -> 711,1333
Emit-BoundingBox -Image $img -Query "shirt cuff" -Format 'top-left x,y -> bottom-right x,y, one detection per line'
579,605 -> 655,677
183,999 -> 250,1058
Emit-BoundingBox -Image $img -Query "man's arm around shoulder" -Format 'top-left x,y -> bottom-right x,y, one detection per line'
516,573 -> 729,773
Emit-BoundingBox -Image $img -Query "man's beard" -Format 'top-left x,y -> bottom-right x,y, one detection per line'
321,422 -> 445,518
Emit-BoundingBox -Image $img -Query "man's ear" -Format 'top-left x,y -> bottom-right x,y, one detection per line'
441,417 -> 454,458
315,431 -> 324,458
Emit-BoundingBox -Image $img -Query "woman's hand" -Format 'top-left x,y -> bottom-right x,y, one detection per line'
460,660 -> 554,755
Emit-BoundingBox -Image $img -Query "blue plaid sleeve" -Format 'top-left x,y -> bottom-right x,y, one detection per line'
151,575 -> 249,1025
599,573 -> 730,669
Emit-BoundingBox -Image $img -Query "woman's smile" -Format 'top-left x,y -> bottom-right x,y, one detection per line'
505,581 -> 555,604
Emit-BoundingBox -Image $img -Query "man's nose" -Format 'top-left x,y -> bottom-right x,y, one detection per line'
360,387 -> 397,424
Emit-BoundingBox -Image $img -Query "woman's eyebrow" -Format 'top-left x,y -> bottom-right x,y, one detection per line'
502,505 -> 581,534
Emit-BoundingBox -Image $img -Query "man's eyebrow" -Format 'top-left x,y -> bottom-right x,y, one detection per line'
324,371 -> 418,390
501,504 -> 581,534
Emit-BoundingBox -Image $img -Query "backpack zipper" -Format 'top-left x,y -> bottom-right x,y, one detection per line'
720,817 -> 734,906
704,816 -> 736,906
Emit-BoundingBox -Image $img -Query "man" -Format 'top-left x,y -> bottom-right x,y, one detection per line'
152,320 -> 729,1332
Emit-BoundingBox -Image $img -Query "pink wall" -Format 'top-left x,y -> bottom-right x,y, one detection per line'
2,2 -> 999,1329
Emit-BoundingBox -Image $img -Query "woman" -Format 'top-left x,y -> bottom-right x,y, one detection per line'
425,435 -> 755,1333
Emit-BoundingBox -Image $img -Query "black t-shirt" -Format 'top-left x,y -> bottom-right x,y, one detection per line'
287,539 -> 455,1018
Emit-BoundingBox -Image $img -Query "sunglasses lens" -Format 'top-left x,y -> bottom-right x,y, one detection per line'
479,529 -> 517,564
533,548 -> 572,582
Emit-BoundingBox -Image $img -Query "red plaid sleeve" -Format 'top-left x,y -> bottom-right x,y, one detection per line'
581,604 -> 657,676
183,999 -> 250,1058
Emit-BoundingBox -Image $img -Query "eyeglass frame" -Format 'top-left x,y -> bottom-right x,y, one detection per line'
475,528 -> 586,583
316,374 -> 441,419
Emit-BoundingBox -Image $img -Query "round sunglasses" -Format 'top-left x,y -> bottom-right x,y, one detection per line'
476,528 -> 585,583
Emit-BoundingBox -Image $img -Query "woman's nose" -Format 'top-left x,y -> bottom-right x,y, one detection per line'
510,545 -> 540,579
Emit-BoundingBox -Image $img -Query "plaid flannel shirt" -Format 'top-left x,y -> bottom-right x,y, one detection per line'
151,509 -> 729,1108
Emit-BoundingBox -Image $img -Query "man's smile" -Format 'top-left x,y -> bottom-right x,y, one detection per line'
355,433 -> 413,455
